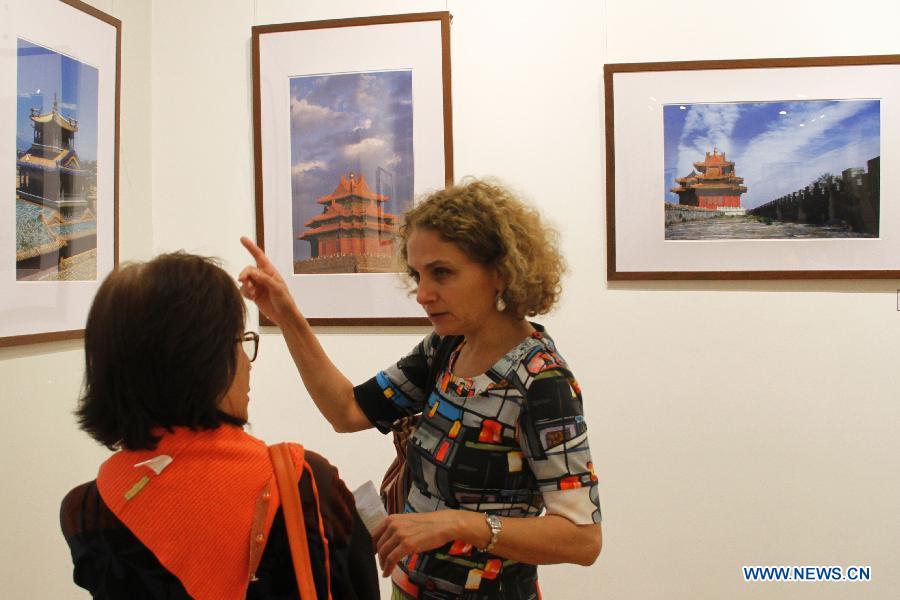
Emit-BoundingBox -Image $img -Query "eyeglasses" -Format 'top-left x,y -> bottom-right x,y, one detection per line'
237,331 -> 259,362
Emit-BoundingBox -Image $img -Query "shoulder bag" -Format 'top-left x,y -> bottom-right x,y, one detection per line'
268,443 -> 332,600
379,335 -> 462,514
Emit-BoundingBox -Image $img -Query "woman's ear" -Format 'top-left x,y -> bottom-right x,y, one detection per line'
492,267 -> 508,294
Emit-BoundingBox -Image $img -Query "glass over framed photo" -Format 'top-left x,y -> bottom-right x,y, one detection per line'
252,12 -> 453,324
1,0 -> 120,346
605,55 -> 900,280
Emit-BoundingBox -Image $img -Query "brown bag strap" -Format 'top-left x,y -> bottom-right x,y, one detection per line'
380,335 -> 464,514
269,443 -> 318,600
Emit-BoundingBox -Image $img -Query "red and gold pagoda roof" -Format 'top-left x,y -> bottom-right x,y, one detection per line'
671,148 -> 748,195
304,203 -> 397,228
315,173 -> 387,205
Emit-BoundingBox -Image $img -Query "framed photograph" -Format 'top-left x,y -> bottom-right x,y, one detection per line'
1,0 -> 120,347
605,55 -> 900,280
252,12 -> 453,325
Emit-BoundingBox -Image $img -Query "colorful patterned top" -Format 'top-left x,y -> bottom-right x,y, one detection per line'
354,325 -> 601,600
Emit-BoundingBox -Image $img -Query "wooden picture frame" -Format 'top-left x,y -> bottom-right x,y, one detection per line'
2,0 -> 120,347
605,55 -> 900,280
252,12 -> 453,325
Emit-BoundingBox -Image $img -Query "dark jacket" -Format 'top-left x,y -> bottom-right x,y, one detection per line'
60,450 -> 379,599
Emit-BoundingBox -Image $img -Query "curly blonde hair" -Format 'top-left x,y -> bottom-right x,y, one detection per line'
399,178 -> 565,319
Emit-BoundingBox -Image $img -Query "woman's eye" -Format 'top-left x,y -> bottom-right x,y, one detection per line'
408,270 -> 420,282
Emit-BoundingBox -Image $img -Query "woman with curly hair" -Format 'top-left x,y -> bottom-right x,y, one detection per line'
240,178 -> 602,600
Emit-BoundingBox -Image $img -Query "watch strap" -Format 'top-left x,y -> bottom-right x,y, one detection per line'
478,513 -> 502,553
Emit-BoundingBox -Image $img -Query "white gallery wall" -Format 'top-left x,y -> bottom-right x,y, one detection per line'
0,0 -> 153,598
2,0 -> 900,598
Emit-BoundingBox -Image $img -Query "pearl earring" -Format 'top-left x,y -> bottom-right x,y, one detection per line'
495,291 -> 507,312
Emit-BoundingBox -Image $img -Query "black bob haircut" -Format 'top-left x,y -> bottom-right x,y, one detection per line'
76,252 -> 246,451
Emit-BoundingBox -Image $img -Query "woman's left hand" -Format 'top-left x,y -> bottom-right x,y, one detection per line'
371,510 -> 463,578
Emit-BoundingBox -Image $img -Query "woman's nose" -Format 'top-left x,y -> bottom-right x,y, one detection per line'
416,281 -> 435,305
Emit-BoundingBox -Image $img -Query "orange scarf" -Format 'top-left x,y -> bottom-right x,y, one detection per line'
96,425 -> 302,600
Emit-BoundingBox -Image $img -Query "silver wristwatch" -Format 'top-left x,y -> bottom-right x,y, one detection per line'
479,513 -> 502,553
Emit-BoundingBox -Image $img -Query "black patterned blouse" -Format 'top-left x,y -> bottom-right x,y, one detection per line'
354,325 -> 601,600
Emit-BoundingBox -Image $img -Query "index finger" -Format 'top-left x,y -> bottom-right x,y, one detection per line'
240,236 -> 273,269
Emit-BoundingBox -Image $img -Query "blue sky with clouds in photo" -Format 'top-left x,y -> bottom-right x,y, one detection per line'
16,38 -> 99,162
664,99 -> 880,209
289,70 -> 413,261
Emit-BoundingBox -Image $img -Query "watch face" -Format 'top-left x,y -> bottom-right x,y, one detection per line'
488,514 -> 501,531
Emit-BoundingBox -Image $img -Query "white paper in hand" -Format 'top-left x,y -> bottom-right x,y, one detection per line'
352,480 -> 388,534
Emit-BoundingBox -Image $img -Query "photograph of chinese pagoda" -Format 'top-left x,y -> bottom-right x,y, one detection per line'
15,39 -> 99,281
663,99 -> 880,240
289,70 -> 414,274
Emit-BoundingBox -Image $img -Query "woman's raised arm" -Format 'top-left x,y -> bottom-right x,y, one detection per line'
238,237 -> 372,433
